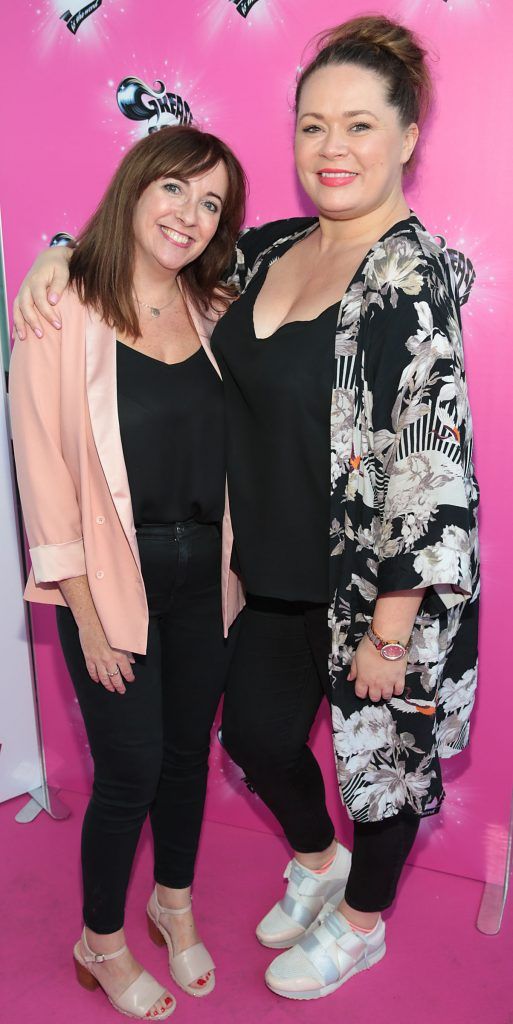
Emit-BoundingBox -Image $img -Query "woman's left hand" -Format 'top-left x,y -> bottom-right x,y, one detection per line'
348,634 -> 407,702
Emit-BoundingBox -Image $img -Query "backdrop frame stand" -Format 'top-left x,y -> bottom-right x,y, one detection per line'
9,445 -> 71,826
476,785 -> 512,935
0,213 -> 70,827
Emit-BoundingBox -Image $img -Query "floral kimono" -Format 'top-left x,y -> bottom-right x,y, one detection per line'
226,213 -> 479,822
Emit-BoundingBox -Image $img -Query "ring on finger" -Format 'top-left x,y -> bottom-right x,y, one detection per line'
106,668 -> 120,677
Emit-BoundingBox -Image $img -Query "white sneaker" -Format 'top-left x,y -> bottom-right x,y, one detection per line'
265,910 -> 386,1000
256,843 -> 351,949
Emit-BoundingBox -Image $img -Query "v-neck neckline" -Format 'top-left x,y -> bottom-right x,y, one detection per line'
251,212 -> 419,341
116,340 -> 203,368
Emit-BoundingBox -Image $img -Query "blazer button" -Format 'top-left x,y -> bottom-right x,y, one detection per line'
96,516 -> 105,525
96,570 -> 105,579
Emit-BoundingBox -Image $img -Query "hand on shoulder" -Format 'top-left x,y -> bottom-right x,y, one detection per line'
12,245 -> 74,340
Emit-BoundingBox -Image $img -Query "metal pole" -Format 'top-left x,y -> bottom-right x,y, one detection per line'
0,211 -> 69,824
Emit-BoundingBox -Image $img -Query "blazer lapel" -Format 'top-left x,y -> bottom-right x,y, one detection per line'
84,308 -> 141,569
178,277 -> 223,379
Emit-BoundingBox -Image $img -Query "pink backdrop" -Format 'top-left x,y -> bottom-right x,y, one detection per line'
2,0 -> 511,886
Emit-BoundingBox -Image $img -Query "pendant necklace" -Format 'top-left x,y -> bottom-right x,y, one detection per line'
137,287 -> 179,319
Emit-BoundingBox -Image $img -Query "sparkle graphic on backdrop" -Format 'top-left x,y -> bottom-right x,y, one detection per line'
60,0 -> 103,34
398,0 -> 491,17
28,0 -> 132,51
229,0 -> 262,16
199,0 -> 292,39
117,77 -> 193,134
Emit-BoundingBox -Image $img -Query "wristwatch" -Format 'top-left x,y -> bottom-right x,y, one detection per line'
366,621 -> 410,662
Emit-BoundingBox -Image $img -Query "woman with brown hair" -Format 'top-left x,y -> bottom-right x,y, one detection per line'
13,14 -> 479,1004
214,15 -> 478,999
10,125 -> 246,1018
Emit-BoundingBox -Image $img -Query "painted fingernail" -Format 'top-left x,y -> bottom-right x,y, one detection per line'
49,292 -> 59,304
52,319 -> 62,329
35,328 -> 43,338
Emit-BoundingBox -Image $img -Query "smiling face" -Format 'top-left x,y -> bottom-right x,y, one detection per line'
295,63 -> 418,223
132,161 -> 229,276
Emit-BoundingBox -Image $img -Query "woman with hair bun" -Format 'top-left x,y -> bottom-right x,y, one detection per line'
13,14 -> 479,1003
217,14 -> 478,999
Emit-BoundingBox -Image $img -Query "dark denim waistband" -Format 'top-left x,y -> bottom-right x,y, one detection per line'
246,593 -> 328,616
136,520 -> 221,541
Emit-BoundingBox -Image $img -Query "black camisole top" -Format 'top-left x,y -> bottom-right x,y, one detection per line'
116,341 -> 225,526
211,265 -> 336,603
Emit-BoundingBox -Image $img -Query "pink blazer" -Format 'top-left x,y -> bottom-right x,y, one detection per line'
9,284 -> 245,654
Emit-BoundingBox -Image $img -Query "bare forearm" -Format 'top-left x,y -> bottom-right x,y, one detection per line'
372,589 -> 426,643
59,575 -> 102,632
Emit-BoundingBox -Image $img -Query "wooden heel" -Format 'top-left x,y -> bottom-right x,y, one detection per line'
147,914 -> 167,948
74,957 -> 100,991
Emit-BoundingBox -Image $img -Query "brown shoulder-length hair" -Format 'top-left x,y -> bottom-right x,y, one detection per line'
69,125 -> 247,338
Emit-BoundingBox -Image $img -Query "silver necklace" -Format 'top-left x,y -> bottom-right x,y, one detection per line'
137,288 -> 178,319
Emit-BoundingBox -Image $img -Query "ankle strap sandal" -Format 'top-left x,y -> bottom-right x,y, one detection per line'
73,928 -> 176,1019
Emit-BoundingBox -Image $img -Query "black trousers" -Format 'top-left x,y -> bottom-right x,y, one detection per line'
57,522 -> 237,934
221,595 -> 419,913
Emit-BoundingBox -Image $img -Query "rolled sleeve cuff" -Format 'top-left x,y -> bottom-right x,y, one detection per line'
377,556 -> 472,611
30,538 -> 86,584
432,582 -> 471,610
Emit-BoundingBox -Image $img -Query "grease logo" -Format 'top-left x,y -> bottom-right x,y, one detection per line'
229,0 -> 262,17
117,77 -> 193,134
60,0 -> 103,34
50,232 -> 75,247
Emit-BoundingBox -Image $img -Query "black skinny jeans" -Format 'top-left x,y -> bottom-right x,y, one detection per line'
57,522 -> 236,934
221,595 -> 419,913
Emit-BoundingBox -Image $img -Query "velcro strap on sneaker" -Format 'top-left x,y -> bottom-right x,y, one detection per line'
288,862 -> 322,896
297,914 -> 368,984
280,893 -> 316,929
318,914 -> 367,962
288,862 -> 307,887
300,932 -> 341,986
297,875 -> 325,896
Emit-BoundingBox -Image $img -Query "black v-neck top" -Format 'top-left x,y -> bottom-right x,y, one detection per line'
116,341 -> 225,526
211,263 -> 336,602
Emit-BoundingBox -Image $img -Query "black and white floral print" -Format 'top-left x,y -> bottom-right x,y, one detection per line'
226,213 -> 479,822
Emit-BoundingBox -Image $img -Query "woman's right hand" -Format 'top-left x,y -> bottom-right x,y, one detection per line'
78,620 -> 136,694
12,246 -> 73,340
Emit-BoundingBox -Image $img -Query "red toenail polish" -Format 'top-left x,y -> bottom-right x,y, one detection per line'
165,997 -> 172,1005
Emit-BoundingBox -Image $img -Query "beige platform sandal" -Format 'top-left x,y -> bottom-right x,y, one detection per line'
73,928 -> 176,1019
147,888 -> 215,998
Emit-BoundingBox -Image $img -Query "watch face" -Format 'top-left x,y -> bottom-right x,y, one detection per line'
381,643 -> 406,661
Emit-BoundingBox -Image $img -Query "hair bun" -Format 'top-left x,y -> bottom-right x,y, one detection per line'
323,15 -> 426,74
297,14 -> 432,135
